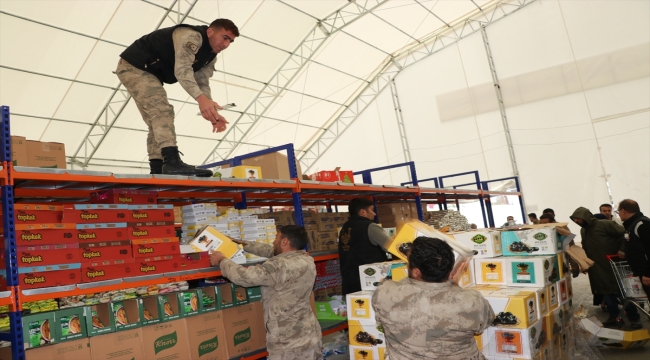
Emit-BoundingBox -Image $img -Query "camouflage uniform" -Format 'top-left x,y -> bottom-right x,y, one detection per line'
115,27 -> 216,160
220,242 -> 323,359
372,278 -> 494,360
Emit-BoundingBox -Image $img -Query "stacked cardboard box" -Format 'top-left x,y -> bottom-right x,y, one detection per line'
10,136 -> 66,168
346,291 -> 386,359
376,203 -> 420,228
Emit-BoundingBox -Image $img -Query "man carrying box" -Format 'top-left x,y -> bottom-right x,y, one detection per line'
339,198 -> 392,296
209,225 -> 322,359
372,237 -> 494,359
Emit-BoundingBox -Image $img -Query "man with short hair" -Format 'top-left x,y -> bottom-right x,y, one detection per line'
372,237 -> 494,359
543,208 -> 555,216
600,204 -> 613,220
117,19 -> 239,176
502,215 -> 515,227
210,225 -> 322,359
570,207 -> 641,329
528,212 -> 539,224
617,199 -> 650,296
339,198 -> 391,296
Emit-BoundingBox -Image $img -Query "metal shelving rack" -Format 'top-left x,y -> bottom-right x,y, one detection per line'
0,105 -> 525,359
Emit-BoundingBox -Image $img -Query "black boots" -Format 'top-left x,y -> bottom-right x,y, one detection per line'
160,146 -> 212,177
149,159 -> 163,175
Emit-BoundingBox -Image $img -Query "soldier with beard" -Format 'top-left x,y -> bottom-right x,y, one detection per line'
210,225 -> 322,359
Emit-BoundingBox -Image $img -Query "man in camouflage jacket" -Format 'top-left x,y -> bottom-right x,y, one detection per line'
372,237 -> 494,359
210,225 -> 322,360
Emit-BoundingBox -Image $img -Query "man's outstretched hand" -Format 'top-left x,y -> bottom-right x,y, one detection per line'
197,95 -> 229,133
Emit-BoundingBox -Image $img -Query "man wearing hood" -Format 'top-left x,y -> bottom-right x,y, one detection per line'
617,199 -> 650,298
571,207 -> 641,329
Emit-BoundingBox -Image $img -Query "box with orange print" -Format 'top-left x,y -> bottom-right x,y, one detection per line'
473,258 -> 507,286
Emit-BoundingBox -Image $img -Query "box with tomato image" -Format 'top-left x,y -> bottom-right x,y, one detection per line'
1,264 -> 81,289
13,204 -> 63,224
11,243 -> 79,267
177,289 -> 200,317
22,312 -> 56,349
91,189 -> 157,205
128,224 -> 176,240
55,307 -> 87,342
127,204 -> 174,223
158,293 -> 181,322
112,299 -> 142,332
76,222 -> 128,242
79,240 -> 132,265
15,223 -> 76,246
131,237 -> 180,258
139,296 -> 162,326
63,204 -> 129,223
84,302 -> 115,336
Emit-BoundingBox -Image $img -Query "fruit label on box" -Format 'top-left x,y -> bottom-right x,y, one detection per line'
512,262 -> 536,284
495,329 -> 523,356
350,296 -> 371,320
476,260 -> 505,284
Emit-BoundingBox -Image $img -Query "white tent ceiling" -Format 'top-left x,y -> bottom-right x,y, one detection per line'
0,0 -> 500,172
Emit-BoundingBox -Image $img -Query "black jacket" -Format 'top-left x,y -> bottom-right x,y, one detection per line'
120,24 -> 216,84
622,212 -> 650,277
338,215 -> 388,296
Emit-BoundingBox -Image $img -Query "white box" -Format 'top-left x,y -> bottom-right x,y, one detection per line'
474,258 -> 507,285
452,230 -> 502,258
181,203 -> 217,212
182,209 -> 218,218
358,261 -> 405,291
516,286 -> 550,318
501,228 -> 559,256
486,319 -> 548,359
457,259 -> 475,288
505,256 -> 555,288
548,283 -> 559,311
346,291 -> 377,324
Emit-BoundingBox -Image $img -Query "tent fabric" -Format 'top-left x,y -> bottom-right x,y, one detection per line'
0,1 -> 648,223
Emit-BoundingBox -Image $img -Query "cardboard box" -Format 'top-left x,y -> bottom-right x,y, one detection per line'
15,268 -> 81,289
216,166 -> 262,179
251,301 -> 266,351
347,291 -> 376,324
314,297 -> 347,321
198,287 -> 218,313
317,213 -> 338,231
505,256 -> 555,288
128,225 -> 176,240
84,303 -> 115,336
129,258 -> 179,277
186,312 -> 229,360
141,319 -> 191,360
457,259 -> 475,288
221,304 -> 261,357
127,205 -> 174,223
62,204 -> 129,224
451,230 -> 502,258
223,151 -> 303,180
55,307 -> 86,343
233,286 -> 248,306
91,189 -> 157,205
545,306 -> 564,342
23,312 -> 56,349
16,243 -> 79,267
501,228 -> 559,256
188,226 -> 240,258
90,328 -> 146,360
132,238 -> 180,258
557,278 -> 568,305
311,169 -> 354,183
517,286 -> 550,319
11,135 -> 28,166
14,209 -> 62,224
81,263 -> 130,283
25,140 -> 66,169
76,223 -> 129,242
216,284 -> 235,310
348,320 -> 385,348
140,296 -> 162,326
178,290 -> 200,317
474,258 -> 507,286
486,316 -> 548,358
157,293 -> 181,322
358,260 -> 406,291
480,288 -> 538,329
79,241 -> 132,264
113,299 -> 142,331
24,338 -> 91,360
15,224 -> 77,246
581,316 -> 650,349
548,283 -> 559,311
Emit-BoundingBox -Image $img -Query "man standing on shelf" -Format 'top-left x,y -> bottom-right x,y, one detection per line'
116,19 -> 239,176
617,199 -> 650,298
372,237 -> 494,359
209,225 -> 323,360
339,198 -> 392,296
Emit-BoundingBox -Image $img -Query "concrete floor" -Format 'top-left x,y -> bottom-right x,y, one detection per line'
570,273 -> 650,359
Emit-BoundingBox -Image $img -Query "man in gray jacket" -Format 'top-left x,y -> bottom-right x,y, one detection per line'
210,225 -> 322,359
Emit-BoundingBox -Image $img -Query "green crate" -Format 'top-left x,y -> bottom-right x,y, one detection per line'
139,296 -> 162,326
215,283 -> 235,310
177,290 -> 200,317
84,303 -> 115,337
233,286 -> 249,306
158,294 -> 181,322
22,312 -> 56,349
198,287 -> 218,314
56,307 -> 87,342
112,299 -> 142,332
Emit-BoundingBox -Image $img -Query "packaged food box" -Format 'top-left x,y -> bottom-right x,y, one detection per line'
15,223 -> 77,246
474,258 -> 507,285
233,286 -> 248,306
501,227 -> 560,256
79,240 -> 132,264
348,320 -> 385,348
481,287 -> 539,329
128,225 -> 176,240
245,286 -> 262,303
557,277 -> 568,305
10,267 -> 80,289
485,316 -> 549,358
505,256 -> 556,288
451,230 -> 502,258
545,306 -> 564,343
141,318 -> 190,360
63,204 -> 129,224
112,299 -> 142,332
129,257 -> 180,277
346,291 -> 376,324
84,303 -> 115,336
314,297 -> 347,321
15,243 -> 79,267
158,294 -> 180,322
14,204 -> 63,224
75,222 -> 128,242
515,286 -> 550,318
131,237 -> 180,258
197,287 -> 218,313
548,283 -> 560,311
91,189 -> 157,205
128,204 -> 174,223
188,226 -> 240,259
216,165 -> 262,179
457,259 -> 475,288
177,290 -> 200,317
22,312 -> 56,349
81,262 -> 131,283
139,296 -> 162,326
177,252 -> 211,271
215,283 -> 235,310
56,307 -> 86,342
181,203 -> 218,212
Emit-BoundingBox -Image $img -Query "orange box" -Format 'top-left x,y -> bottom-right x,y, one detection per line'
14,223 -> 77,246
63,209 -> 128,223
14,209 -> 62,224
128,225 -> 176,240
81,263 -> 131,283
91,189 -> 157,205
128,205 -> 174,223
76,223 -> 129,242
131,238 -> 180,258
18,269 -> 81,289
128,257 -> 180,277
15,243 -> 80,267
79,241 -> 133,265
